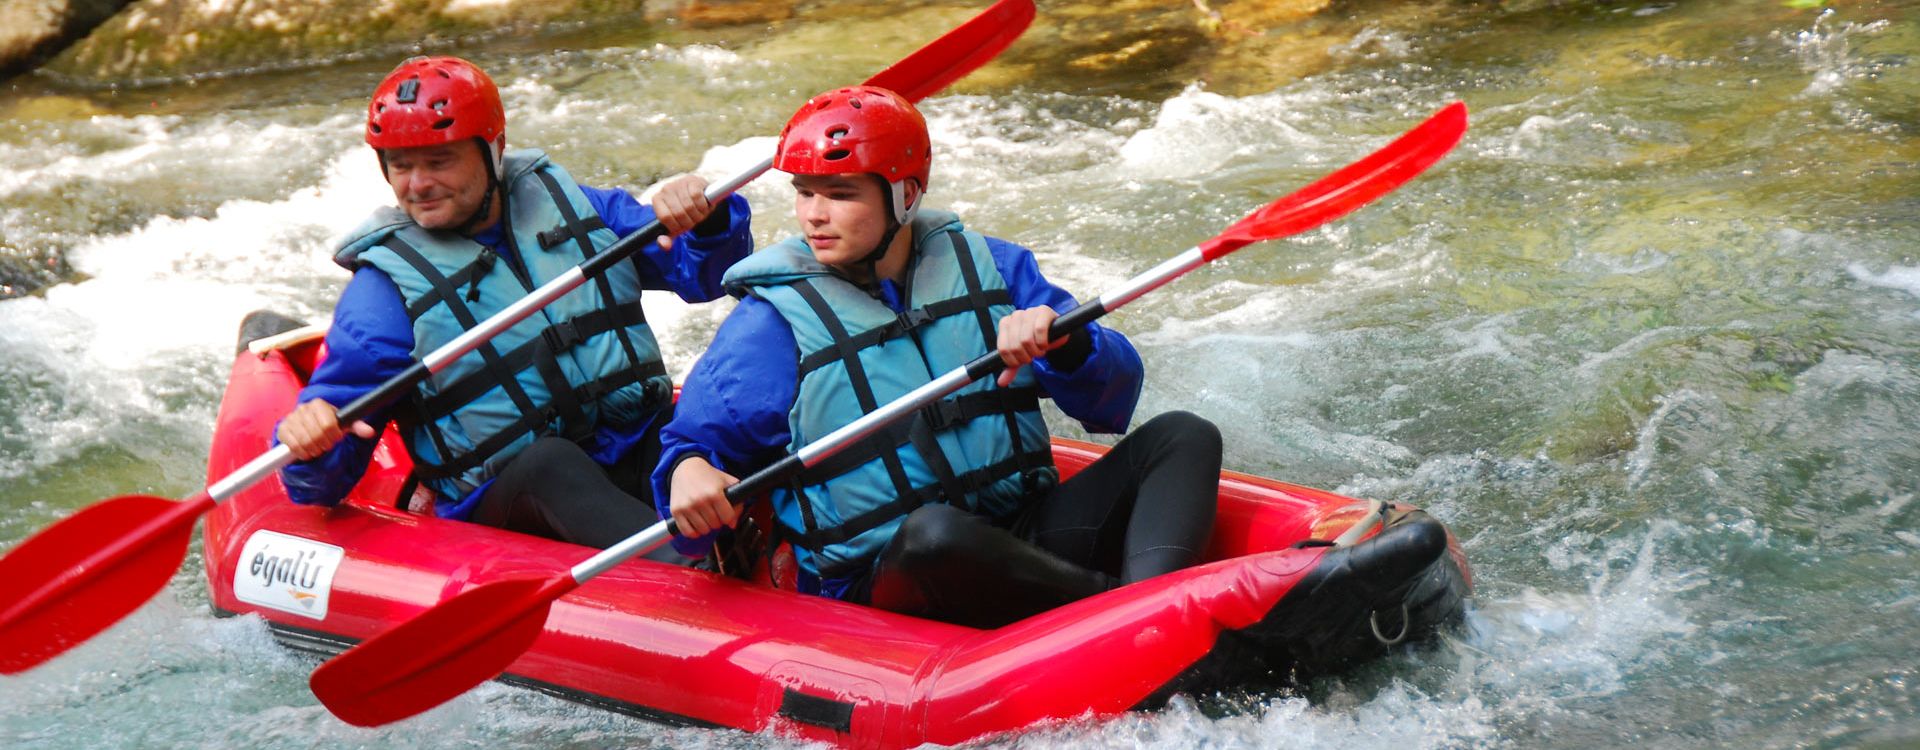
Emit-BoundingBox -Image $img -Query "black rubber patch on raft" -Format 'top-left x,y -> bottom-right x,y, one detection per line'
779,687 -> 855,732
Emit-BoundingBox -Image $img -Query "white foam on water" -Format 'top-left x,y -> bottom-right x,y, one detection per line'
0,116 -> 177,196
1847,263 -> 1920,318
1779,10 -> 1891,99
1574,325 -> 1703,380
0,128 -> 385,480
1115,84 -> 1320,180
1004,687 -> 1497,750
1330,25 -> 1417,63
0,115 -> 352,200
503,43 -> 768,141
1458,523 -> 1704,708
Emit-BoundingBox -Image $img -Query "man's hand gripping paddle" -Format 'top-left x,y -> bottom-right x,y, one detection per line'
308,99 -> 1468,726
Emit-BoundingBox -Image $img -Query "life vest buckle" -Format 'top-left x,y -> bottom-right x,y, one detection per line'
541,318 -> 584,352
893,308 -> 933,336
536,225 -> 572,250
920,398 -> 966,431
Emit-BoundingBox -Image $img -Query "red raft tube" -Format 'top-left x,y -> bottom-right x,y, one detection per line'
203,312 -> 1472,748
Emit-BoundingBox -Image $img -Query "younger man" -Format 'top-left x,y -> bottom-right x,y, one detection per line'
659,86 -> 1218,627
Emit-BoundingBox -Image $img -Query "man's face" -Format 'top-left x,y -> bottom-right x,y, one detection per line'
383,142 -> 489,230
791,173 -> 890,268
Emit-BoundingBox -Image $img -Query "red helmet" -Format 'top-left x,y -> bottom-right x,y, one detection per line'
365,56 -> 505,150
776,86 -> 931,222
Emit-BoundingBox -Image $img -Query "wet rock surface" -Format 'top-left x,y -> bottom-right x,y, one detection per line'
0,0 -> 134,81
40,0 -> 654,84
15,0 -> 1404,90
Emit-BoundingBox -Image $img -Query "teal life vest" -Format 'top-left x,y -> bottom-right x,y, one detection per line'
333,149 -> 671,502
723,210 -> 1057,581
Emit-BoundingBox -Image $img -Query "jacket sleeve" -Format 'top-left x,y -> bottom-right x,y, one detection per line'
275,268 -> 417,506
985,236 -> 1143,434
581,185 -> 752,302
650,297 -> 799,556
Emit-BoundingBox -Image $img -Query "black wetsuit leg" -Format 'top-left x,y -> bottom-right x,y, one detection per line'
863,410 -> 1222,628
471,415 -> 671,553
864,503 -> 1113,628
1018,410 -> 1221,585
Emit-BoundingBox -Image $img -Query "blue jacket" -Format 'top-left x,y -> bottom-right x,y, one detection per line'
652,231 -> 1144,560
280,186 -> 752,517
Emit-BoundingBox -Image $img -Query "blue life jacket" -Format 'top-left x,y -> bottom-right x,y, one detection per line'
723,210 -> 1057,581
332,149 -> 671,501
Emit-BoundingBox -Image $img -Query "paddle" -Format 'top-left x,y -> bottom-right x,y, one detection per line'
309,100 -> 1469,727
0,0 -> 1040,678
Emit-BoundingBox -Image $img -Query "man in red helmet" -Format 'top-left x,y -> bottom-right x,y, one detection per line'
274,56 -> 752,550
656,86 -> 1220,627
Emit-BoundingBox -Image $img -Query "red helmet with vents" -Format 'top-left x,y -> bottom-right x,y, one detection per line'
776,86 -> 931,223
365,56 -> 505,150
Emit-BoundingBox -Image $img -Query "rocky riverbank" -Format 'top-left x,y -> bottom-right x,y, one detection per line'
3,0 -> 1492,91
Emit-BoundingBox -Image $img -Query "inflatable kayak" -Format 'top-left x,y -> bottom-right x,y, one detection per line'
202,311 -> 1472,748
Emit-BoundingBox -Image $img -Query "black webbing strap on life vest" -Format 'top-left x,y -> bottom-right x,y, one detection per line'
411,356 -> 670,483
946,230 -> 1037,479
534,217 -> 608,251
789,280 -> 922,539
533,170 -> 649,372
403,252 -> 493,319
415,302 -> 658,421
382,234 -> 542,479
794,290 -> 1012,377
778,447 -> 1056,559
794,387 -> 1041,484
776,234 -> 1061,555
532,170 -> 656,441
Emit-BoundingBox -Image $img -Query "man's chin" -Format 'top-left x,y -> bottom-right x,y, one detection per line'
408,211 -> 454,230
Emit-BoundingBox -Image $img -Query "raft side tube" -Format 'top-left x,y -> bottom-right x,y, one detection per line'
908,545 -> 1327,745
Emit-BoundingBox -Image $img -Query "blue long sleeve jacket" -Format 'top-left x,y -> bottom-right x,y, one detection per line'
279,188 -> 752,517
651,234 -> 1145,556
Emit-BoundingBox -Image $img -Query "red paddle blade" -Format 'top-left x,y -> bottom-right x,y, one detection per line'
310,575 -> 573,727
1199,101 -> 1469,261
0,494 -> 205,673
866,0 -> 1035,102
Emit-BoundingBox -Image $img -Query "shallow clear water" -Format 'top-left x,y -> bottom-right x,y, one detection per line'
3,1 -> 1918,747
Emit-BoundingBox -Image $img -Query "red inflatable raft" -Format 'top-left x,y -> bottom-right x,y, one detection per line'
201,312 -> 1472,748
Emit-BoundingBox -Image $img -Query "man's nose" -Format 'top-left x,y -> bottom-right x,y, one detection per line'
402,171 -> 435,198
799,196 -> 827,224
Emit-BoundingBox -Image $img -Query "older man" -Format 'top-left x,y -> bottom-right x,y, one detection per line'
277,56 -> 752,549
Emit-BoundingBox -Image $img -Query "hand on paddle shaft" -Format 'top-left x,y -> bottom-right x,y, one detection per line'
649,174 -> 719,250
309,99 -> 1468,728
670,303 -> 1066,536
0,0 -> 1043,681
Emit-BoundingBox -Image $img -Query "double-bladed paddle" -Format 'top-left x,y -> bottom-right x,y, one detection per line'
309,100 -> 1469,727
0,0 -> 1040,678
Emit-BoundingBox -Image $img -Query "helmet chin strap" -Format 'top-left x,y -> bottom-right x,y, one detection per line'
451,137 -> 505,236
854,176 -> 920,280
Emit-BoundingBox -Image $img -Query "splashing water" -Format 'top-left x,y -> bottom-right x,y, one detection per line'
3,1 -> 1920,748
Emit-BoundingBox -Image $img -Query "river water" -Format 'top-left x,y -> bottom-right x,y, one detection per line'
2,1 -> 1917,747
